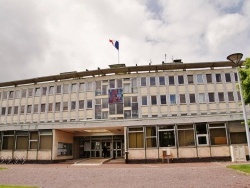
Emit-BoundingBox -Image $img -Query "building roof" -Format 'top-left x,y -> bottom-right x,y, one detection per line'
0,60 -> 240,88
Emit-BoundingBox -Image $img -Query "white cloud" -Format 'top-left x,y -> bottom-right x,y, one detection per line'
0,0 -> 249,82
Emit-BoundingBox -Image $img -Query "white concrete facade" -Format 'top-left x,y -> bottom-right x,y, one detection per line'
0,61 -> 249,162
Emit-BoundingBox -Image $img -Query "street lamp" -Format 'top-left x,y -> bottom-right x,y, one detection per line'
227,53 -> 250,160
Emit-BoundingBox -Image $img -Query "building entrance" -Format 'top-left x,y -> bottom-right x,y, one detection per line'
76,135 -> 124,159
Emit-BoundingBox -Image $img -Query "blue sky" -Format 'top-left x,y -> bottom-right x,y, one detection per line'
0,0 -> 249,82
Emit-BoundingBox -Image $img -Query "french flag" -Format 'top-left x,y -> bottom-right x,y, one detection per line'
109,39 -> 119,50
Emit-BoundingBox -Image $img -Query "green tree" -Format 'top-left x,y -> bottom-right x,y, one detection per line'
239,58 -> 250,104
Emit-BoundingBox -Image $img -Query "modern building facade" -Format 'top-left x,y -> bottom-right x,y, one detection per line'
0,61 -> 249,163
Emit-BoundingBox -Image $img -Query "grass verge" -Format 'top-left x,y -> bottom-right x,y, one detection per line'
0,167 -> 7,170
227,164 -> 250,174
0,185 -> 38,188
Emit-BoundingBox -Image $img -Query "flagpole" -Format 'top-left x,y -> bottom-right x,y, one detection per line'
118,41 -> 120,64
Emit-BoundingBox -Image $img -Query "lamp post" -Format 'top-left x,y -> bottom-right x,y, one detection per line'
227,53 -> 250,159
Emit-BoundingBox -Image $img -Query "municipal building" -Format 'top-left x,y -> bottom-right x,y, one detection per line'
0,60 -> 249,163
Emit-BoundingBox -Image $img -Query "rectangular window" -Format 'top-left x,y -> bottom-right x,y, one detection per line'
42,87 -> 47,95
79,100 -> 84,109
216,74 -> 222,82
142,96 -> 147,105
63,102 -> 68,111
79,83 -> 85,92
28,88 -> 33,97
71,84 -> 77,93
150,77 -> 156,86
48,103 -> 53,112
15,90 -> 21,98
131,78 -> 138,93
178,75 -> 184,84
225,73 -> 231,82
29,132 -> 38,150
141,77 -> 146,86
109,80 -> 115,89
198,93 -> 205,103
160,95 -> 166,105
159,126 -> 175,147
102,98 -> 108,108
34,104 -> 38,113
14,106 -> 19,114
8,107 -> 12,115
218,92 -> 225,102
63,84 -> 69,94
87,100 -> 92,108
228,92 -> 234,101
27,105 -> 32,113
2,91 -> 8,100
20,105 -> 25,114
123,84 -> 130,93
180,94 -> 186,103
71,101 -> 76,110
187,75 -> 193,84
56,85 -> 61,94
41,104 -> 46,112
208,93 -> 215,102
1,107 -> 6,115
117,79 -> 122,88
196,74 -> 203,84
170,94 -> 176,104
206,74 -> 212,83
87,82 -> 93,91
117,103 -> 123,114
49,86 -> 54,95
169,76 -> 175,85
159,76 -> 165,85
124,97 -> 131,107
21,89 -> 27,98
146,127 -> 157,148
151,96 -> 157,105
189,94 -> 196,103
55,102 -> 61,111
35,88 -> 41,96
102,85 -> 108,95
39,130 -> 52,150
128,127 -> 144,148
178,125 -> 195,147
9,91 -> 14,99
234,73 -> 238,82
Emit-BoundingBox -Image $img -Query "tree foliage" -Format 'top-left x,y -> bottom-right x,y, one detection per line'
239,58 -> 250,104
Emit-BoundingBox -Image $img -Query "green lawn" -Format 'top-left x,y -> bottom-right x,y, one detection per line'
227,164 -> 250,174
0,167 -> 7,170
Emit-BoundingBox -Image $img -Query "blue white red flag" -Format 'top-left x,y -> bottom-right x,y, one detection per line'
109,39 -> 119,50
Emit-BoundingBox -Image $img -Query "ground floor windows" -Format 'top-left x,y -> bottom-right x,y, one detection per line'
0,130 -> 52,151
127,121 -> 246,149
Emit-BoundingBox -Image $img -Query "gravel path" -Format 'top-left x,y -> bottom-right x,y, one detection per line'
0,162 -> 250,188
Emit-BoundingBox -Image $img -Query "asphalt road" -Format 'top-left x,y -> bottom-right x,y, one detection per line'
0,162 -> 250,188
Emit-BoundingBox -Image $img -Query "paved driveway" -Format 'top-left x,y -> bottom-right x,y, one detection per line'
0,162 -> 249,188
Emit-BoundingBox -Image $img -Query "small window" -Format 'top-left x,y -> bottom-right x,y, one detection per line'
178,75 -> 184,84
9,91 -> 14,99
71,84 -> 77,93
141,77 -> 146,86
63,84 -> 69,94
35,88 -> 41,96
49,86 -> 54,95
28,88 -> 33,97
170,94 -> 176,104
206,74 -> 212,83
42,87 -> 47,95
63,102 -> 68,111
216,74 -> 222,82
169,76 -> 175,85
218,92 -> 224,102
34,104 -> 38,113
187,75 -> 193,84
234,73 -> 238,82
151,96 -> 157,105
159,76 -> 165,85
55,102 -> 61,111
225,73 -> 231,82
14,106 -> 19,114
198,93 -> 205,103
1,107 -> 6,115
48,103 -> 53,112
228,92 -> 234,101
15,90 -> 21,99
79,83 -> 85,92
160,95 -> 166,104
208,93 -> 215,102
27,105 -> 32,113
21,89 -> 27,98
189,94 -> 196,103
71,101 -> 76,110
41,104 -> 46,112
56,85 -> 61,94
8,107 -> 12,115
87,100 -> 92,108
79,100 -> 84,109
180,94 -> 186,103
142,96 -> 147,105
196,74 -> 203,84
150,77 -> 156,86
109,80 -> 115,89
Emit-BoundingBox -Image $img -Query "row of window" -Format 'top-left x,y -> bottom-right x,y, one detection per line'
142,91 -> 240,105
127,122 -> 246,149
141,72 -> 238,86
0,130 -> 52,150
0,72 -> 237,101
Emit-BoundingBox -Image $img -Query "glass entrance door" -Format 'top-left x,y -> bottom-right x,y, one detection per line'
113,141 -> 123,158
